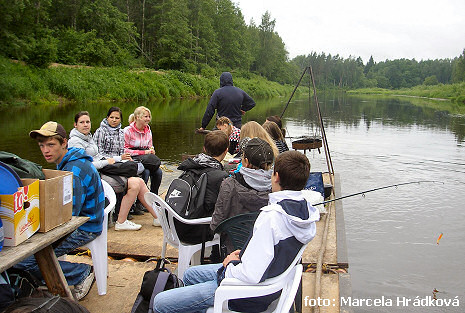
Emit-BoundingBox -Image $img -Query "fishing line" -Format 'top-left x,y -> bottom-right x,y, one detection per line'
312,180 -> 443,206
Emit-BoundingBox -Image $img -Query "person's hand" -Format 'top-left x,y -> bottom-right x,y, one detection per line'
198,127 -> 205,131
222,250 -> 241,267
121,153 -> 132,160
145,148 -> 155,155
241,110 -> 246,115
107,158 -> 116,164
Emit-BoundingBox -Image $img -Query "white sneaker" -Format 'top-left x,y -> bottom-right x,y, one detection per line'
115,220 -> 142,231
152,218 -> 161,227
73,269 -> 95,301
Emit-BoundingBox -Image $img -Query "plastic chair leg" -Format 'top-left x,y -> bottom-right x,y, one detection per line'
161,240 -> 167,259
88,239 -> 108,295
177,245 -> 198,279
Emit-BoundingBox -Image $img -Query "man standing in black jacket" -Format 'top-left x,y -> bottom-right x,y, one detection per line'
199,72 -> 255,130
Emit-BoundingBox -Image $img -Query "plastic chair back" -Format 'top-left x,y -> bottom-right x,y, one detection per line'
144,192 -> 219,278
274,264 -> 303,313
207,243 -> 307,313
145,192 -> 181,251
213,211 -> 259,257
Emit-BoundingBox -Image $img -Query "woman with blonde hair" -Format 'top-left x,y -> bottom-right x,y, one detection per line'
262,120 -> 289,153
239,121 -> 279,157
124,106 -> 163,195
69,110 -> 159,231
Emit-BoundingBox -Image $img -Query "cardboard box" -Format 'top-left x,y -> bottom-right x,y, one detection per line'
0,179 -> 40,246
37,169 -> 73,232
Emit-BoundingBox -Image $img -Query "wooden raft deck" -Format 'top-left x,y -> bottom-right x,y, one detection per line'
69,166 -> 350,312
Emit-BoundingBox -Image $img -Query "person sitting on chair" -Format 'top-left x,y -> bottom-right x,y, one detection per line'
152,150 -> 320,313
69,110 -> 160,231
15,121 -> 105,301
172,130 -> 229,245
210,138 -> 274,255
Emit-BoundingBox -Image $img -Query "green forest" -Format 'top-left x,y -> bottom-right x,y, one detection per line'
1,0 -> 465,104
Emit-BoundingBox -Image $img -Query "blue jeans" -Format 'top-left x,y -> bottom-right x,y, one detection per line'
153,263 -> 223,313
14,228 -> 97,286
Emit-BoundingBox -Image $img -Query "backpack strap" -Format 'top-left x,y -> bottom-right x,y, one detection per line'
147,271 -> 170,313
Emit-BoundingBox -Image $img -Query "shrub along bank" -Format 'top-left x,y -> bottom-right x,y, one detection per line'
0,57 -> 294,106
348,83 -> 465,106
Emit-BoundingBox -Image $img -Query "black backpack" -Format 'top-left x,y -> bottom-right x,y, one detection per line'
99,161 -> 139,177
131,259 -> 183,313
0,269 -> 42,311
165,168 -> 214,220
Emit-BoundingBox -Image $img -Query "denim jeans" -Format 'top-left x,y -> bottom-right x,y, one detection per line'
14,228 -> 97,286
153,263 -> 223,313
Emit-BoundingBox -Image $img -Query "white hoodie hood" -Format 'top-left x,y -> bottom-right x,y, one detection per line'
262,190 -> 320,244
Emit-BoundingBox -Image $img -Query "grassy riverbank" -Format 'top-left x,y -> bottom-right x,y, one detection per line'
348,83 -> 465,106
0,57 -> 295,106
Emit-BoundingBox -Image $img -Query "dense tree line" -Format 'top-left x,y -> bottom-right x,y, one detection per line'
291,50 -> 465,89
0,0 -> 464,90
0,0 -> 297,83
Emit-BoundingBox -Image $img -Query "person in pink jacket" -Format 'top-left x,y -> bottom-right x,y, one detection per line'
124,106 -> 163,195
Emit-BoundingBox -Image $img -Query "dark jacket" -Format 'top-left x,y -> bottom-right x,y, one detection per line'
211,172 -> 271,255
210,172 -> 270,232
174,154 -> 229,244
201,72 -> 255,129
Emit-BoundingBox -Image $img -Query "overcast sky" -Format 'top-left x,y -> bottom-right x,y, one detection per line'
235,0 -> 465,63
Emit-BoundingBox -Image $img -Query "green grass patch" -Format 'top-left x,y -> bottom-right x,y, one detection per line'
0,57 -> 297,106
349,83 -> 465,106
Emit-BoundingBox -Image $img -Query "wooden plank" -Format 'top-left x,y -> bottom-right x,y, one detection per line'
302,173 -> 349,268
339,273 -> 353,313
0,216 -> 89,272
302,272 -> 340,313
302,198 -> 337,265
334,173 -> 349,268
35,245 -> 73,298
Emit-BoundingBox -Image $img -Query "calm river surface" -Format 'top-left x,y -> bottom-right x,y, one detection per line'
1,93 -> 464,311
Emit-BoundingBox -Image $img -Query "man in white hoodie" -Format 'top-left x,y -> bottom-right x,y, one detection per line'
153,150 -> 320,313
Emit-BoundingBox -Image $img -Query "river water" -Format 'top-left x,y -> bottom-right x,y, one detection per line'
1,93 -> 464,311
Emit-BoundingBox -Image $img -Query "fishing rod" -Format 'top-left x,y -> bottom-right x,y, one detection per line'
311,180 -> 443,206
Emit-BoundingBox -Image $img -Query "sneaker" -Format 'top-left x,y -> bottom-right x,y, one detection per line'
135,200 -> 149,213
130,204 -> 144,215
73,268 -> 95,301
152,218 -> 161,227
115,220 -> 142,231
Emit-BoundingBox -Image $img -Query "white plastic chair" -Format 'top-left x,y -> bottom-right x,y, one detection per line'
206,244 -> 307,313
83,180 -> 116,295
144,192 -> 220,278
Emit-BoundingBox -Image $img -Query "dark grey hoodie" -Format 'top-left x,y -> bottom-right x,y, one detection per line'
201,72 -> 255,128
